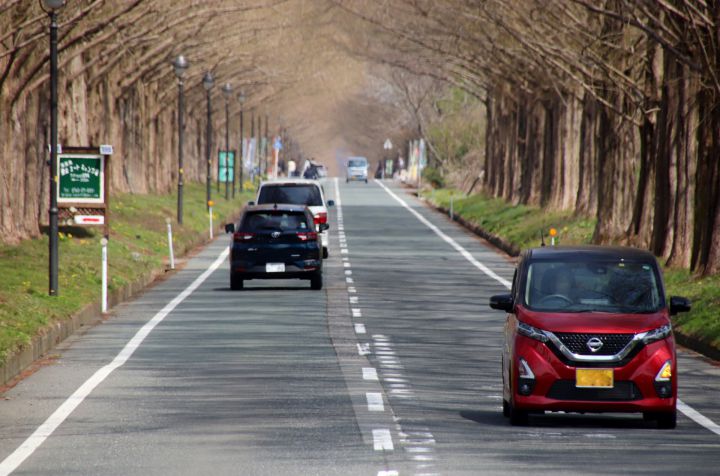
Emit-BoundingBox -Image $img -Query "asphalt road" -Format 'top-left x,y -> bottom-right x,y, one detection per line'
0,178 -> 719,475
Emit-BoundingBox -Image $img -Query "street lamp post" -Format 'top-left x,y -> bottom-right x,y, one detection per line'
221,83 -> 232,200
172,54 -> 188,224
250,108 -> 255,177
264,114 -> 269,177
237,92 -> 245,193
202,72 -> 214,211
42,0 -> 65,296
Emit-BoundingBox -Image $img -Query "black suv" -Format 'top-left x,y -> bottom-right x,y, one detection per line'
225,204 -> 326,290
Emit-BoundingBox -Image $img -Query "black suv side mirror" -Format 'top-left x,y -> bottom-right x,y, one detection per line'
327,200 -> 335,207
490,294 -> 514,312
247,201 -> 255,206
669,296 -> 691,316
224,223 -> 235,234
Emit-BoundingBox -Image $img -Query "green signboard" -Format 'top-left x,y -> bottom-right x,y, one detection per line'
58,154 -> 104,203
218,150 -> 235,183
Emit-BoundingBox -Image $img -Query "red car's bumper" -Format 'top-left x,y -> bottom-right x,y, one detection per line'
511,335 -> 676,413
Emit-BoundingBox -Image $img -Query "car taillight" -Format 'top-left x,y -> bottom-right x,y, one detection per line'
233,232 -> 255,242
297,232 -> 318,242
314,212 -> 327,225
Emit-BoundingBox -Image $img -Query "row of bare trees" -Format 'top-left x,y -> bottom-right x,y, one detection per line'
335,0 -> 720,275
3,0 -> 720,275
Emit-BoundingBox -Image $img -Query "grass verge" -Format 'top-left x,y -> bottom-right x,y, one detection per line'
422,187 -> 720,356
0,182 -> 254,364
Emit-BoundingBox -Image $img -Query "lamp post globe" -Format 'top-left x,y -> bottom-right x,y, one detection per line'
203,71 -> 214,91
172,55 -> 188,80
42,0 -> 65,10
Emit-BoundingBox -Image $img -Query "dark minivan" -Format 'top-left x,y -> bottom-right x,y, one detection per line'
225,204 -> 326,290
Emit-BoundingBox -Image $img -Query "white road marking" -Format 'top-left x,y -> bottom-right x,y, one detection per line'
367,392 -> 384,411
345,270 -> 353,276
344,262 -> 351,268
372,429 -> 394,451
355,323 -> 366,334
348,286 -> 357,293
363,367 -> 379,381
374,179 -> 511,289
341,248 -> 349,254
357,343 -> 371,356
378,471 -> 399,476
678,399 -> 720,436
352,309 -> 362,318
346,277 -> 354,283
0,248 -> 231,476
350,296 -> 359,303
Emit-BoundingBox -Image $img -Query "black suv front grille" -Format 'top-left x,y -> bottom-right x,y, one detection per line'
547,380 -> 643,401
554,333 -> 634,356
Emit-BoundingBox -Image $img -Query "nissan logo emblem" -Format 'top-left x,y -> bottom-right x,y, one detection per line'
586,337 -> 604,353
271,231 -> 281,239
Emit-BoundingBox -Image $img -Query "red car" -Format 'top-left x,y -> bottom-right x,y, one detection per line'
490,246 -> 691,428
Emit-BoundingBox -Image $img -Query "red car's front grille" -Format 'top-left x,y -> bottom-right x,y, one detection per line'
554,333 -> 634,356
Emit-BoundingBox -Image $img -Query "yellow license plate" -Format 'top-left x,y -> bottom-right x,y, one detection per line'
576,368 -> 614,388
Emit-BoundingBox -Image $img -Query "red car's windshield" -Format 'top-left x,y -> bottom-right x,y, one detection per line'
524,260 -> 663,313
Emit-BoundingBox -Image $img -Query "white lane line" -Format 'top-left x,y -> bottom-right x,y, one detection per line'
363,367 -> 379,381
678,399 -> 720,436
349,296 -> 359,304
378,471 -> 399,476
352,308 -> 362,318
348,286 -> 357,293
0,248 -> 230,476
341,248 -> 349,254
367,392 -> 385,411
346,277 -> 354,283
345,270 -> 353,276
344,262 -> 351,268
355,323 -> 366,334
374,179 -> 511,289
372,429 -> 394,451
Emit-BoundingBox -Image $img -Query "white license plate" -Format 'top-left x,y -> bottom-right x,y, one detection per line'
265,263 -> 285,273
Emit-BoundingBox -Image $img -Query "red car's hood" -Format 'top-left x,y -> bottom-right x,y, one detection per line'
517,306 -> 670,334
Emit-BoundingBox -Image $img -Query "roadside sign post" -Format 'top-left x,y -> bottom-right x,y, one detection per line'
101,237 -> 108,313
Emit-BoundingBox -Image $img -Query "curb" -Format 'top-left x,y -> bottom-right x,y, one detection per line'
0,208 -> 243,388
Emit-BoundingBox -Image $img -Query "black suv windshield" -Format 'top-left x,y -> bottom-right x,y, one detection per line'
257,184 -> 322,206
524,260 -> 663,313
242,211 -> 310,232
